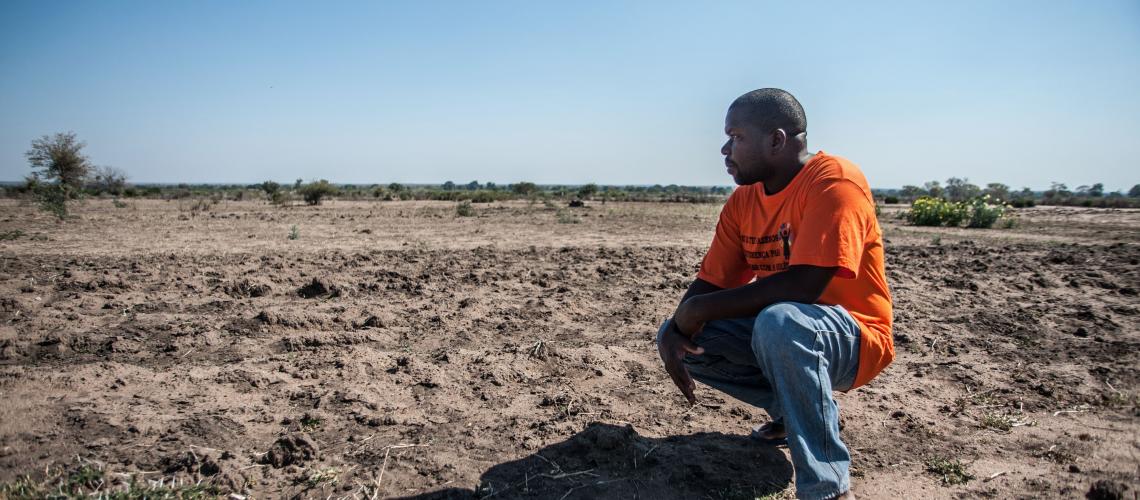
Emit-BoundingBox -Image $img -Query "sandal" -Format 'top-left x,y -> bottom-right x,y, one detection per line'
750,419 -> 787,444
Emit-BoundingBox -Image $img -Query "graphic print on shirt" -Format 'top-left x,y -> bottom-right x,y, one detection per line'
739,226 -> 791,273
778,222 -> 793,261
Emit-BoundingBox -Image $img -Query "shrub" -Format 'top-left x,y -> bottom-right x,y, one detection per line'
907,197 -> 966,227
966,196 -> 1007,228
85,166 -> 128,195
261,181 -> 281,198
298,179 -> 338,205
269,190 -> 288,205
35,184 -> 71,220
883,195 -> 900,204
456,201 -> 475,217
511,182 -> 538,196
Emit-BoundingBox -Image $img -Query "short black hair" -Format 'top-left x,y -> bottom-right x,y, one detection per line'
729,88 -> 807,134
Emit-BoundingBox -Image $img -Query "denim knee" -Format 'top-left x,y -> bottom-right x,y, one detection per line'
655,319 -> 670,346
752,302 -> 806,356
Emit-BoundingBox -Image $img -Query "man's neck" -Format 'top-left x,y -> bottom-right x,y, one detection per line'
763,150 -> 816,196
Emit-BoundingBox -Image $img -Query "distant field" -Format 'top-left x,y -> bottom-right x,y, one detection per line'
1,199 -> 1136,498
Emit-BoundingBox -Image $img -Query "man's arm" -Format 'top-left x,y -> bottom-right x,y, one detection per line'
656,268 -> 832,405
677,277 -> 723,310
661,277 -> 722,335
672,264 -> 837,336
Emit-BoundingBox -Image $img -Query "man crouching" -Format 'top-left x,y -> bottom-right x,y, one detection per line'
657,88 -> 894,500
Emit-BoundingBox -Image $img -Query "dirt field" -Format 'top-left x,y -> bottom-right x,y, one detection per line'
1,198 -> 1137,499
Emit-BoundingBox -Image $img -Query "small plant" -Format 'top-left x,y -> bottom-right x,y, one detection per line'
456,201 -> 475,217
300,413 -> 322,430
926,457 -> 974,485
979,412 -> 1013,432
0,230 -> 24,241
188,198 -> 211,215
306,467 -> 340,487
112,198 -> 129,208
556,210 -> 580,224
289,225 -> 300,240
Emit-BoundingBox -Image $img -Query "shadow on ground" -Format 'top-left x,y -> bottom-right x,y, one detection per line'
399,422 -> 792,499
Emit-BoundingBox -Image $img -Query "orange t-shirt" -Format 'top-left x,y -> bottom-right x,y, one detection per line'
697,151 -> 893,389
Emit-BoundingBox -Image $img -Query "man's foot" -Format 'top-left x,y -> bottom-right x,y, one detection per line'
830,490 -> 855,499
749,419 -> 787,444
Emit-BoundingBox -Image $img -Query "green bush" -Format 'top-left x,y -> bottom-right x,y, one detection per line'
966,196 -> 1007,228
883,195 -> 900,204
907,197 -> 966,227
456,201 -> 475,217
298,179 -> 338,205
908,196 -> 1011,228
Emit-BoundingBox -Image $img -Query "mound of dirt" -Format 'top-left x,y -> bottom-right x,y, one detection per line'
220,278 -> 272,298
297,277 -> 349,298
262,433 -> 318,468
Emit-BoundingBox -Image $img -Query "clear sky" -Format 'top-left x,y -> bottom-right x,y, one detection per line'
2,1 -> 1138,190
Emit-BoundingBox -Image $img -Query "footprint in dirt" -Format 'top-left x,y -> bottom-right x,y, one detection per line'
396,422 -> 792,499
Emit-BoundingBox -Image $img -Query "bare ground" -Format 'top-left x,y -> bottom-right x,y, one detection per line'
0,199 -> 1137,499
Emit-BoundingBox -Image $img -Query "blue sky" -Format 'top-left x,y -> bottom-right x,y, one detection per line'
2,1 -> 1138,190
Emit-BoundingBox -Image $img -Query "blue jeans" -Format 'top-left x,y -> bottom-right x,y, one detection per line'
656,302 -> 861,500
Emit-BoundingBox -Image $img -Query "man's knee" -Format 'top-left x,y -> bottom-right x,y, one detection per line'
751,302 -> 808,354
655,319 -> 671,347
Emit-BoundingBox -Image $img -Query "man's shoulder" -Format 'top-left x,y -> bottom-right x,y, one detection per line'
804,152 -> 872,193
724,184 -> 756,207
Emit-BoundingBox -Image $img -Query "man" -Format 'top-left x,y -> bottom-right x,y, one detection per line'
656,88 -> 893,500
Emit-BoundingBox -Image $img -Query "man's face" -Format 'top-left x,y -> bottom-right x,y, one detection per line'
720,107 -> 769,186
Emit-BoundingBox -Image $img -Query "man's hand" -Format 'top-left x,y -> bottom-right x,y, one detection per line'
657,319 -> 704,405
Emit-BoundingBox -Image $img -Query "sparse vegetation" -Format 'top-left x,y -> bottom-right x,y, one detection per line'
887,178 -> 1139,208
556,210 -> 580,224
289,224 -> 300,240
980,412 -> 1014,432
0,230 -> 24,241
85,165 -> 129,195
0,461 -> 221,499
926,457 -> 974,485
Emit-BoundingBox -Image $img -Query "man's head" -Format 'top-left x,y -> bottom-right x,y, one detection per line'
721,88 -> 808,186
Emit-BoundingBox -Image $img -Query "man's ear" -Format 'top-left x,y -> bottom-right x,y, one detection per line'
770,128 -> 788,152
